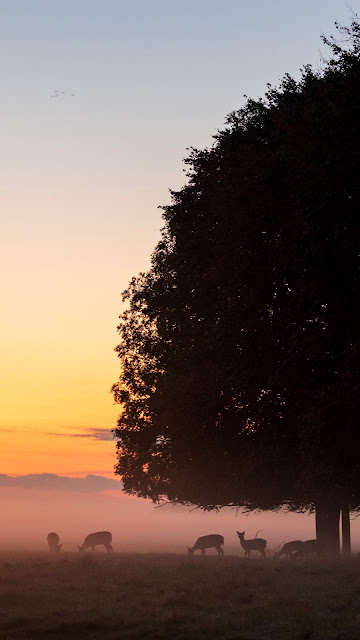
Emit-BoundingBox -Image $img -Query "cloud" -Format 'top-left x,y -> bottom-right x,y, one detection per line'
49,427 -> 116,441
0,426 -> 117,441
0,473 -> 123,493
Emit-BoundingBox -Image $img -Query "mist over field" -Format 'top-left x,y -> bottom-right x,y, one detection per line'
1,482 -> 360,555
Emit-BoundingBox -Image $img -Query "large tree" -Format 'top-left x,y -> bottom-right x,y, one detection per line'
113,19 -> 360,555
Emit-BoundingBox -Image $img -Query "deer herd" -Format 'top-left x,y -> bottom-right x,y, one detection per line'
47,531 -> 113,553
47,529 -> 325,560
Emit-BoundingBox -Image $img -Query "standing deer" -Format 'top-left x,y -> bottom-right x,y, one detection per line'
77,531 -> 113,553
292,539 -> 326,560
47,532 -> 62,553
237,531 -> 266,559
273,540 -> 304,560
187,534 -> 224,556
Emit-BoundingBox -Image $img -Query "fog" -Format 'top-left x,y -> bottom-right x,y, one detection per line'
1,485 -> 359,555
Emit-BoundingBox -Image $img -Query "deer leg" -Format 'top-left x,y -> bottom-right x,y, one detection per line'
202,548 -> 206,556
92,546 -> 95,552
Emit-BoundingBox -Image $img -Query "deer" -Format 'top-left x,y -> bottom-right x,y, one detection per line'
237,531 -> 266,559
47,532 -> 62,553
77,531 -> 113,553
292,539 -> 326,560
273,540 -> 304,560
187,534 -> 224,556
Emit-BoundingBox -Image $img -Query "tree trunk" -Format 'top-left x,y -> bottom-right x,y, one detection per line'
341,504 -> 351,556
315,501 -> 340,556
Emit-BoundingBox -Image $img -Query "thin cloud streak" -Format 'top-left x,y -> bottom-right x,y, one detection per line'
1,426 -> 116,441
0,473 -> 123,493
49,427 -> 116,441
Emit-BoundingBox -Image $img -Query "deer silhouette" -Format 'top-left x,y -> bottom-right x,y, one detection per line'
273,540 -> 304,560
187,534 -> 224,556
237,531 -> 266,558
77,531 -> 113,552
47,532 -> 62,553
292,539 -> 326,560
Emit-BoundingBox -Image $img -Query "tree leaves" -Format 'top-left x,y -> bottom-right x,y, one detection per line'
113,19 -> 360,511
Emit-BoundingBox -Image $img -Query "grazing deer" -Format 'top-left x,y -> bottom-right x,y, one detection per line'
292,539 -> 326,560
237,531 -> 266,559
187,534 -> 224,556
47,532 -> 62,553
273,540 -> 304,560
77,531 -> 113,553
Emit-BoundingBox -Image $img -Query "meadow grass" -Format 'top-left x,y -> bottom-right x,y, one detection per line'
0,552 -> 360,639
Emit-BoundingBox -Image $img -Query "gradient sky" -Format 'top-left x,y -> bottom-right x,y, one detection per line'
1,0 -> 359,550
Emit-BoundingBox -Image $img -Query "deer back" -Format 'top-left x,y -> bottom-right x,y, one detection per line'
190,534 -> 224,551
82,531 -> 112,547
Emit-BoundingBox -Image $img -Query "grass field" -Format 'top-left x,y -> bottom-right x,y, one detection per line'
0,552 -> 360,640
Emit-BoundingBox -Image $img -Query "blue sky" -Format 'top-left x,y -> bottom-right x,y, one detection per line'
1,1 -> 354,203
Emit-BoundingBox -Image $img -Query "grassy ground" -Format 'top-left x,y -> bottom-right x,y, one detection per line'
0,552 -> 360,640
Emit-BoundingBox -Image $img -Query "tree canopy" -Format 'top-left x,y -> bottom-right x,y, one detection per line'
112,19 -> 360,522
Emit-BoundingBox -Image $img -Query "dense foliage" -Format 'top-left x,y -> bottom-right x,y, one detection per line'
113,20 -> 360,515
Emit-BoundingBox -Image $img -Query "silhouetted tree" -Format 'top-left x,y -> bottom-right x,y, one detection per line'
113,18 -> 360,555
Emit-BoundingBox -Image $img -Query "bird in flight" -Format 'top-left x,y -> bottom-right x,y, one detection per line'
49,90 -> 76,98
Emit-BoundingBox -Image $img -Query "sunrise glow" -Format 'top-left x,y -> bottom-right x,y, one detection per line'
1,0 -> 359,557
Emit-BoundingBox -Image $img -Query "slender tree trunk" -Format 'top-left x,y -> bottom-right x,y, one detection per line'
315,501 -> 340,556
341,504 -> 351,556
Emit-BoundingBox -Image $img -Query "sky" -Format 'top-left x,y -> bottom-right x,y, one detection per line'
1,0 -> 359,552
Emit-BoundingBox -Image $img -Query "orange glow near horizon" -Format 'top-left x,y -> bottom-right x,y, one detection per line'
0,180 -> 155,480
0,427 -> 117,476
0,265 -> 122,476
